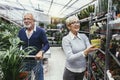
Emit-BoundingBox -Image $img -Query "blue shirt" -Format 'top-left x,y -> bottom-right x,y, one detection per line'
62,31 -> 91,73
18,26 -> 50,55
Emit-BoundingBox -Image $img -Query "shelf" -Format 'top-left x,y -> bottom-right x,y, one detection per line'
109,51 -> 120,66
79,14 -> 107,23
109,18 -> 120,29
110,24 -> 120,29
47,29 -> 60,31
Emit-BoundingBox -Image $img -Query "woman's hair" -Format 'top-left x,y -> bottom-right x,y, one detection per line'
65,15 -> 79,27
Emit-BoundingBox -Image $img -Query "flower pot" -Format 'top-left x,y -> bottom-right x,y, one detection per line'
19,71 -> 28,79
91,39 -> 101,48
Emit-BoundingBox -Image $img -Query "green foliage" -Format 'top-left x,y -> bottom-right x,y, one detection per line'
39,22 -> 44,28
95,0 -> 108,15
0,46 -> 25,80
0,45 -> 35,80
0,30 -> 12,50
47,24 -> 56,29
78,5 -> 94,19
0,22 -> 20,51
0,19 -> 35,80
113,0 -> 120,14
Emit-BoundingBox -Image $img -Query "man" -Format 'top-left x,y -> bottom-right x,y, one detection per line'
18,13 -> 50,80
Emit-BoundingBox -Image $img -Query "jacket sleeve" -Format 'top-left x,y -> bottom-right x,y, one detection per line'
40,29 -> 50,53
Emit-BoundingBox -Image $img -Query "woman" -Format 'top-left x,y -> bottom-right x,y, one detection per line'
62,16 -> 97,80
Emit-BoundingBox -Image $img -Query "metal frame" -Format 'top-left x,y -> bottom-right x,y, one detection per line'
87,0 -> 120,80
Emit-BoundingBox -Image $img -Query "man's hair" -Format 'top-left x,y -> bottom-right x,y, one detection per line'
23,13 -> 36,21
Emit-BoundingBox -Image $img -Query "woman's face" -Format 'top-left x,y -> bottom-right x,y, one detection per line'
68,19 -> 80,33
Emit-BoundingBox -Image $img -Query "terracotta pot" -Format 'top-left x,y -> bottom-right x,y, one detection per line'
84,71 -> 95,80
19,71 -> 28,79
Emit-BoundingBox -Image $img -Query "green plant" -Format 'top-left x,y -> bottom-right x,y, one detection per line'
0,20 -> 36,80
77,5 -> 94,19
0,46 -> 24,80
47,24 -> 56,29
0,38 -> 35,80
0,23 -> 20,51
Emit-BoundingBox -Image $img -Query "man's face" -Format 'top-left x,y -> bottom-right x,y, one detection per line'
23,14 -> 34,28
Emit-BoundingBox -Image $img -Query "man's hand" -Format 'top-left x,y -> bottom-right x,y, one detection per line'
35,51 -> 44,60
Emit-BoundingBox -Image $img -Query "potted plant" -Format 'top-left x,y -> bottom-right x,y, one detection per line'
0,37 -> 35,80
0,22 -> 35,80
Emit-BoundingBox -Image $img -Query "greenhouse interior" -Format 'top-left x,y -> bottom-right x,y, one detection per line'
0,0 -> 120,80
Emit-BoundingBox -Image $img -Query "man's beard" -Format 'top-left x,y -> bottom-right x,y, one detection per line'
24,24 -> 31,28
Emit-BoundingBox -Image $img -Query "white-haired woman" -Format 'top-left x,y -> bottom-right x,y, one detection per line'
62,16 -> 97,80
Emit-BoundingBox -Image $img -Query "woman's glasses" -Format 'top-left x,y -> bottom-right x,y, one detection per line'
68,21 -> 80,26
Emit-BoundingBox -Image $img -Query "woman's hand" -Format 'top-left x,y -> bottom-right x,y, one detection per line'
84,45 -> 98,56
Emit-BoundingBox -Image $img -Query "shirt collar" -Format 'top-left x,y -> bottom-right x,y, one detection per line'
33,25 -> 36,32
69,31 -> 81,40
24,25 -> 36,32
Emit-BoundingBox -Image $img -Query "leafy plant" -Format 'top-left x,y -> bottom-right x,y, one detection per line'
78,5 -> 94,19
0,22 -> 20,51
0,37 -> 35,80
0,19 -> 35,80
0,46 -> 24,80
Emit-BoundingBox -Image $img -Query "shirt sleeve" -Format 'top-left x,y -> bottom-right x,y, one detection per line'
82,34 -> 95,56
82,34 -> 91,48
